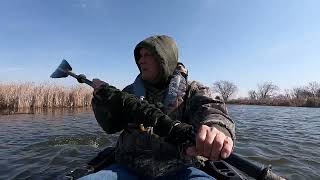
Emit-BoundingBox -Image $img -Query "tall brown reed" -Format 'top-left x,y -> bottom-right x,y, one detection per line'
0,82 -> 93,111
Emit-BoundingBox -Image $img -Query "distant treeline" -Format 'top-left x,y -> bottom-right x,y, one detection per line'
228,97 -> 320,107
0,82 -> 92,113
212,81 -> 320,108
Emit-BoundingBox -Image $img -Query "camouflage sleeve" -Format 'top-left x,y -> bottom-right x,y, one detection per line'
185,81 -> 236,140
91,83 -> 180,137
91,84 -> 133,134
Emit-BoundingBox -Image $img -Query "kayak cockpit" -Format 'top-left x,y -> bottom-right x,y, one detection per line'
65,146 -> 245,180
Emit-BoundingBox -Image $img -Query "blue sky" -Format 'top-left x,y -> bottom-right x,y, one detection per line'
1,0 -> 319,97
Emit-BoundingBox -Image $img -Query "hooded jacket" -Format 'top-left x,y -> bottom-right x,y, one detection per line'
92,35 -> 235,178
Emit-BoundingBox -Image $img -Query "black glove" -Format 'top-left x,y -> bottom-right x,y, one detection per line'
166,122 -> 196,146
77,74 -> 86,83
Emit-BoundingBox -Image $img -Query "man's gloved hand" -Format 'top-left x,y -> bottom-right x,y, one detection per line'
77,74 -> 87,83
166,122 -> 195,146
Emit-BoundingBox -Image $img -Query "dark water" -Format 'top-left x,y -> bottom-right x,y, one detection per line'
1,105 -> 319,180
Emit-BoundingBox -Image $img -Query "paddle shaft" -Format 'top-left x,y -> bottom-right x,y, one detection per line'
226,153 -> 284,180
67,71 -> 93,87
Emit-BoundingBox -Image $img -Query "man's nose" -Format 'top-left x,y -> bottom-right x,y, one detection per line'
138,56 -> 146,64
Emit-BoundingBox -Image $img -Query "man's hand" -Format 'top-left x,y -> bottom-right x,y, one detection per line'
186,125 -> 233,160
92,79 -> 108,95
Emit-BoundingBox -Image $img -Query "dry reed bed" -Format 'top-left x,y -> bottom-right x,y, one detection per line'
0,82 -> 92,110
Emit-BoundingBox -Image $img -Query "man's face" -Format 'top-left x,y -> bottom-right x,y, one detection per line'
138,48 -> 160,81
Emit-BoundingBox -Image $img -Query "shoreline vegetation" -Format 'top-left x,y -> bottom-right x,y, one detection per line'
227,97 -> 320,108
1,80 -> 320,115
212,81 -> 320,108
0,82 -> 92,114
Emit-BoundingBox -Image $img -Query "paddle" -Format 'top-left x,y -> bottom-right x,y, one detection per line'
51,60 -> 285,180
50,59 -> 93,86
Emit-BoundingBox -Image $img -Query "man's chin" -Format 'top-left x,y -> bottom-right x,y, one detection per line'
141,74 -> 148,80
141,75 -> 154,82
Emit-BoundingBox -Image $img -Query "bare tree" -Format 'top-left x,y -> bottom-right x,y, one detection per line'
212,80 -> 238,101
307,81 -> 320,97
292,87 -> 312,99
284,89 -> 292,99
317,89 -> 320,98
257,82 -> 279,99
248,90 -> 258,100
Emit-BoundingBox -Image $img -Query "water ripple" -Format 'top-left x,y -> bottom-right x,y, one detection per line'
229,105 -> 320,179
1,106 -> 320,179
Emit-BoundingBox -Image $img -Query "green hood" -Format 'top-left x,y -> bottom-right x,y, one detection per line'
134,35 -> 179,85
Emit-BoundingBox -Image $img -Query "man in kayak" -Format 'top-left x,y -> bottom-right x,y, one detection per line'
80,35 -> 236,179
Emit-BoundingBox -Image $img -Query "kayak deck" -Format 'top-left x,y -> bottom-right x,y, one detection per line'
65,146 -> 245,180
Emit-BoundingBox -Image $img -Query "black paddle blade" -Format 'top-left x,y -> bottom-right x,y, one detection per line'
50,59 -> 72,78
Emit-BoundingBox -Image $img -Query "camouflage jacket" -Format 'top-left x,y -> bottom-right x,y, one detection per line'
92,80 -> 235,178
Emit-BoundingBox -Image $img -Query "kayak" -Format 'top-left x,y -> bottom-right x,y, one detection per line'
65,146 -> 245,180
52,60 -> 283,180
